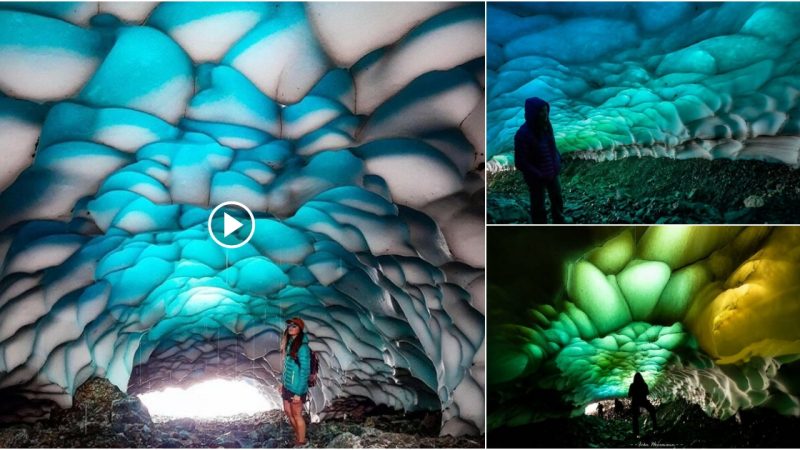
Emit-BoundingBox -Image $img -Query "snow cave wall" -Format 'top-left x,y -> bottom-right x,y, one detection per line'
489,227 -> 800,429
488,2 -> 800,170
0,2 -> 486,436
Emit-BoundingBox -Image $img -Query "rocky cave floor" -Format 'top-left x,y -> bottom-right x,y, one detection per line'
490,399 -> 800,448
0,379 -> 483,448
488,157 -> 800,224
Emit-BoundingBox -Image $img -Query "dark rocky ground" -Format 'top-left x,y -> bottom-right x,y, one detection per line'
489,399 -> 800,448
0,379 -> 483,448
488,157 -> 800,224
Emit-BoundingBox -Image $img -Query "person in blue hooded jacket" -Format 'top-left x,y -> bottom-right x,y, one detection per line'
281,317 -> 311,447
514,97 -> 565,223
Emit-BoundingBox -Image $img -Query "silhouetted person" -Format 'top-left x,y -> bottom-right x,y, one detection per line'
629,372 -> 657,436
597,403 -> 605,418
514,97 -> 565,223
614,398 -> 624,415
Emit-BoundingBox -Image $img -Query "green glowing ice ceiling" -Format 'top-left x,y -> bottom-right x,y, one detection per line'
488,226 -> 800,429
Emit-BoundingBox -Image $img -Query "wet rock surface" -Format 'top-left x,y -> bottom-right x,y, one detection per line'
488,157 -> 800,224
490,399 -> 800,448
1,378 -> 155,448
0,380 -> 483,448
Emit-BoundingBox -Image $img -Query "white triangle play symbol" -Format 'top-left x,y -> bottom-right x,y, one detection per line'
223,212 -> 243,237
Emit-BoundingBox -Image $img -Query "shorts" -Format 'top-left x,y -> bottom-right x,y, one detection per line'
281,385 -> 307,403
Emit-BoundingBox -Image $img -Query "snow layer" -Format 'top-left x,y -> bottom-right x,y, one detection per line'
0,2 -> 485,436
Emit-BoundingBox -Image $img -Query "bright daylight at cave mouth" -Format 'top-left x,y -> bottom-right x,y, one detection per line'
138,379 -> 275,419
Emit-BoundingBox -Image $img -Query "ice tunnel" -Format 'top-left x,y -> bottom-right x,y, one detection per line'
0,2 -> 486,436
487,2 -> 800,169
488,226 -> 800,430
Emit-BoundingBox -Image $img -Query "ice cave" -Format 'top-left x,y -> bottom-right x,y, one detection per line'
488,226 -> 800,447
487,2 -> 800,224
0,3 -> 485,448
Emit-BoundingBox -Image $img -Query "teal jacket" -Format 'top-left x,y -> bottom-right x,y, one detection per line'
283,334 -> 310,395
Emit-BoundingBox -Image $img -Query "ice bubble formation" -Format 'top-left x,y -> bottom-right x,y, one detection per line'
0,2 -> 485,436
487,2 -> 800,170
489,227 -> 800,429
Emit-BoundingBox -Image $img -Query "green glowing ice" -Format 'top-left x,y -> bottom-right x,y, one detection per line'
637,226 -> 742,269
652,261 -> 712,323
618,259 -> 671,321
488,344 -> 529,385
564,301 -> 598,339
490,225 -> 800,429
551,322 -> 689,403
567,260 -> 631,335
586,229 -> 634,274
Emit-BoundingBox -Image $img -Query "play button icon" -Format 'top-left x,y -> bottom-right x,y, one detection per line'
223,213 -> 243,237
208,201 -> 256,249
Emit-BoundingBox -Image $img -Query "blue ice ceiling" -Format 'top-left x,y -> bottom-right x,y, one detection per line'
0,2 -> 485,435
487,2 -> 800,169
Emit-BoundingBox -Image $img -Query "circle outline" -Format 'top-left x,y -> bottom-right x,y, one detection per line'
207,201 -> 256,249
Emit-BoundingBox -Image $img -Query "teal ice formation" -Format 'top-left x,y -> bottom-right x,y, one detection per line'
0,3 -> 485,435
489,227 -> 800,430
487,2 -> 800,170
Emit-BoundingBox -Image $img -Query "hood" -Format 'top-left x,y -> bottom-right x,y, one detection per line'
524,97 -> 549,124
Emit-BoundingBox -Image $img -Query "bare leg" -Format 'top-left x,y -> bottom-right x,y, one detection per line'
291,398 -> 307,444
284,400 -> 298,433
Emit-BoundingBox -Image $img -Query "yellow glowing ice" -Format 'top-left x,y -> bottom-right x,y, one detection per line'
586,229 -> 634,274
562,227 -> 800,365
686,228 -> 800,364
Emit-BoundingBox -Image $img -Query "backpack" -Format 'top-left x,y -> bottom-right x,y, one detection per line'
308,349 -> 319,387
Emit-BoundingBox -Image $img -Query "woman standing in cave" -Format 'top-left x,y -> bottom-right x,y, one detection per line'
281,317 -> 311,447
629,372 -> 657,437
514,97 -> 565,224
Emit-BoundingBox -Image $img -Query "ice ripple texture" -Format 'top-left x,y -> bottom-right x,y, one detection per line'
0,2 -> 485,436
489,227 -> 800,429
487,2 -> 800,170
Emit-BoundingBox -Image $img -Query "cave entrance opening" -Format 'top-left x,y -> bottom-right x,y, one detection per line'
137,378 -> 277,419
584,399 -> 623,416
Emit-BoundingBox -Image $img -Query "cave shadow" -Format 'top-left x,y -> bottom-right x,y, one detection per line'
489,398 -> 800,448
